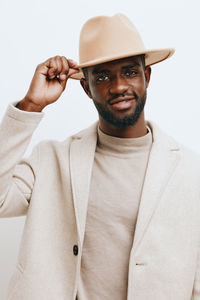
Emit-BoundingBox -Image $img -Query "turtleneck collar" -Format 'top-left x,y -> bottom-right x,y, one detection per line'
97,125 -> 152,157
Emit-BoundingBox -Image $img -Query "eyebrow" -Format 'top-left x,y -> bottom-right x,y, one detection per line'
122,63 -> 141,69
92,62 -> 141,75
92,69 -> 110,75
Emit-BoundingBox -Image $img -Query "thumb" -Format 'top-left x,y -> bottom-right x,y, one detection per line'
68,68 -> 80,77
59,73 -> 68,90
59,68 -> 80,89
58,69 -> 78,88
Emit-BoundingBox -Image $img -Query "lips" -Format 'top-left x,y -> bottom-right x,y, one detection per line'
108,96 -> 136,111
109,96 -> 135,105
109,97 -> 135,111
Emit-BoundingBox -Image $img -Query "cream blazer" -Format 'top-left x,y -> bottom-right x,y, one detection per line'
1,103 -> 200,300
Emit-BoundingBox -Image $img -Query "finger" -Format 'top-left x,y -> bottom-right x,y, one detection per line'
59,64 -> 79,89
55,56 -> 63,75
44,56 -> 61,79
59,56 -> 70,80
42,56 -> 79,81
59,57 -> 80,80
48,56 -> 62,79
66,58 -> 80,78
68,68 -> 80,77
44,58 -> 58,79
59,69 -> 80,86
58,57 -> 71,89
68,59 -> 79,69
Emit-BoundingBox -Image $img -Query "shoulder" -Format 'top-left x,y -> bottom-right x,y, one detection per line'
35,121 -> 99,154
147,120 -> 200,168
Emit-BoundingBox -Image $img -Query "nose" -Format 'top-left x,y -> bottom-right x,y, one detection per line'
109,75 -> 129,96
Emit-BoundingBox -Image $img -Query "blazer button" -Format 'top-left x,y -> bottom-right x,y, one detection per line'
73,245 -> 78,256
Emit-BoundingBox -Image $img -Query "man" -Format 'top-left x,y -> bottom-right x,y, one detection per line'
0,13 -> 200,300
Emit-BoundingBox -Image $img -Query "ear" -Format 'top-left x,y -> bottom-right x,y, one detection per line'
144,66 -> 151,88
80,78 -> 92,99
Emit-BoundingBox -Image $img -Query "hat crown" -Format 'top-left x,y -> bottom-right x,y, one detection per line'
70,13 -> 174,79
79,14 -> 146,66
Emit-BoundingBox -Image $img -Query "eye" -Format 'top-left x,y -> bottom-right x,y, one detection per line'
124,70 -> 137,77
96,75 -> 109,82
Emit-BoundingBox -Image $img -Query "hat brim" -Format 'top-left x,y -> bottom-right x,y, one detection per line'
70,48 -> 175,80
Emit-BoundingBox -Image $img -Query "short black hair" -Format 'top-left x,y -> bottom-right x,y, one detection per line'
82,54 -> 146,81
140,54 -> 146,69
82,66 -> 89,80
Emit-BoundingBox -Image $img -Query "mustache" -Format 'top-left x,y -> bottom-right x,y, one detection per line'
108,92 -> 138,104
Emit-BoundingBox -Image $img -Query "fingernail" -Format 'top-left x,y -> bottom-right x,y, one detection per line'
60,74 -> 67,80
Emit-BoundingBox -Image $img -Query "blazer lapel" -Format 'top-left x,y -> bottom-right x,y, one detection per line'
132,122 -> 180,253
69,122 -> 98,246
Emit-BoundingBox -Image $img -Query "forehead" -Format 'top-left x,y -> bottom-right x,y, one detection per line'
89,55 -> 142,74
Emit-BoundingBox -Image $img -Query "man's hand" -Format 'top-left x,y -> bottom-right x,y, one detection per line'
17,56 -> 79,112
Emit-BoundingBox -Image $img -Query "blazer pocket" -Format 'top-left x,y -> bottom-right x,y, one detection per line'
6,263 -> 24,300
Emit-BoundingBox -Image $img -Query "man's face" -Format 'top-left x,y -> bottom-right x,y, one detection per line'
81,55 -> 151,129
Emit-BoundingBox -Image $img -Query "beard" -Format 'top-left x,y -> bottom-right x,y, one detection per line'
92,91 -> 147,129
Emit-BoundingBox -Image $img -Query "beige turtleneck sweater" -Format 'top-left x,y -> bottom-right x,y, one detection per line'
77,126 -> 152,300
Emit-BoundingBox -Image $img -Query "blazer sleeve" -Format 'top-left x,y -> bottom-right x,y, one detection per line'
0,102 -> 44,218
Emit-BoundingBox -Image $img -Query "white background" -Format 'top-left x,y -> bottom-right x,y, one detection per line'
0,0 -> 200,298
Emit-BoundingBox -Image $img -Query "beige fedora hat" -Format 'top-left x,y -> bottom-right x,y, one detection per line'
71,13 -> 175,80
